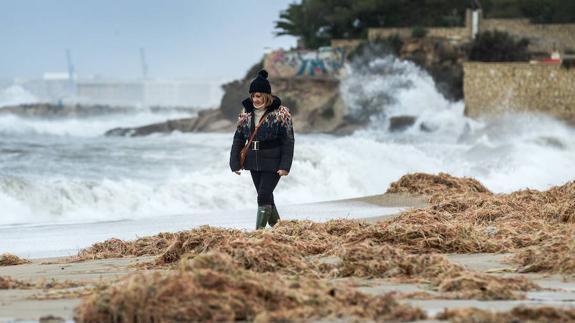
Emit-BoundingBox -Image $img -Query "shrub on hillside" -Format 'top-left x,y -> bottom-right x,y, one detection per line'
469,31 -> 530,62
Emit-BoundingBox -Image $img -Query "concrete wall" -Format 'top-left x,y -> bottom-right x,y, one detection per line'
464,62 -> 575,124
263,48 -> 345,78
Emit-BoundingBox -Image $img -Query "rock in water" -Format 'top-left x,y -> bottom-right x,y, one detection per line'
420,122 -> 439,133
388,115 -> 417,132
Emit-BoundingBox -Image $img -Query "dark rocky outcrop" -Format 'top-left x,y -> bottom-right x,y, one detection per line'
0,103 -> 132,118
105,109 -> 234,137
270,77 -> 366,135
388,115 -> 417,132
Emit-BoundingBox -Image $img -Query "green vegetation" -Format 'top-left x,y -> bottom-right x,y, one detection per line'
469,31 -> 530,62
275,0 -> 575,49
484,0 -> 575,23
275,0 -> 467,48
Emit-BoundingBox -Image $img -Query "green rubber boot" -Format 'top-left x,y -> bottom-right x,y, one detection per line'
256,205 -> 272,230
269,205 -> 281,227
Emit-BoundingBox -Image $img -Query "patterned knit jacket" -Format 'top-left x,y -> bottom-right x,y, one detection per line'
229,96 -> 294,172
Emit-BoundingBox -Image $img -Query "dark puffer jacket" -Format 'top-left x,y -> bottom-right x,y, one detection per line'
229,96 -> 295,172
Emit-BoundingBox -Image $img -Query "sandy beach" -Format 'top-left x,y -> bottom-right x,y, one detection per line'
2,187 -> 575,322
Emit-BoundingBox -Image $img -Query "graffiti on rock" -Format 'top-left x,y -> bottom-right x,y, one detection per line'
264,47 -> 345,77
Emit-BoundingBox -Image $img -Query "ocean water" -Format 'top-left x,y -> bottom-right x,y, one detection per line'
1,56 -> 575,257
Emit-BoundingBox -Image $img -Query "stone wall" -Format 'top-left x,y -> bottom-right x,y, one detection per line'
368,27 -> 469,43
481,19 -> 575,53
368,10 -> 575,53
464,62 -> 575,124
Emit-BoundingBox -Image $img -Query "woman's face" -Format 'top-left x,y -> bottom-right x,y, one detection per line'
251,92 -> 264,108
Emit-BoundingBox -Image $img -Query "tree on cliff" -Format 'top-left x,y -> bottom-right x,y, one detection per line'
482,0 -> 575,23
519,0 -> 575,24
275,0 -> 468,49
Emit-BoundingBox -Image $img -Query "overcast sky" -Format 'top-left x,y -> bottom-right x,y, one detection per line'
0,0 -> 298,81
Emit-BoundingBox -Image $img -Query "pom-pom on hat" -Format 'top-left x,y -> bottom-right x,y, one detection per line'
249,69 -> 272,94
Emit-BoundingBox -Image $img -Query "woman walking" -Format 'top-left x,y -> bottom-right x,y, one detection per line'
229,70 -> 294,229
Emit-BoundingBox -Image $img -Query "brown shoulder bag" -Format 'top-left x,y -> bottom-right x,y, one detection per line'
239,110 -> 269,169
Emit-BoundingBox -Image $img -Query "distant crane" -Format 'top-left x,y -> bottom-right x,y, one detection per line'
140,48 -> 150,108
66,49 -> 76,97
140,48 -> 149,79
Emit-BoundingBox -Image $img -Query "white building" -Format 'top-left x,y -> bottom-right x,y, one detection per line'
3,75 -> 224,108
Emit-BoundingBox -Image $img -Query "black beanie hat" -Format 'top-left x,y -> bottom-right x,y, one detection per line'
249,70 -> 271,94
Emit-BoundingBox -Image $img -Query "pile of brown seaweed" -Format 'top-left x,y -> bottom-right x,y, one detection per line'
74,252 -> 426,323
376,178 -> 575,254
75,232 -> 180,260
0,276 -> 32,289
386,172 -> 492,196
74,223 -> 539,301
0,253 -> 31,266
513,230 -> 575,276
76,220 -> 363,262
437,306 -> 575,323
0,276 -> 85,291
333,242 -> 536,300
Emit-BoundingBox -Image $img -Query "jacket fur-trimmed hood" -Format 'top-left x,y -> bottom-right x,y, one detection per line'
241,95 -> 282,113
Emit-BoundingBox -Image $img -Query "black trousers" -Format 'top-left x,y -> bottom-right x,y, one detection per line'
250,171 -> 281,206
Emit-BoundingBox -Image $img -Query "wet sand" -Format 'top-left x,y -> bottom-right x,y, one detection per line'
0,256 -> 156,321
1,193 -> 574,322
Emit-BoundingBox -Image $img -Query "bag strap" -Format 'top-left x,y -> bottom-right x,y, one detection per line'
245,110 -> 270,148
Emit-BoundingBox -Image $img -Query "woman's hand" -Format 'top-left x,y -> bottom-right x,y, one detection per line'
277,169 -> 289,176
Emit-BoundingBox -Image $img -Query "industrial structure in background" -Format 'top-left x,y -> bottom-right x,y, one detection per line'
0,48 -> 224,108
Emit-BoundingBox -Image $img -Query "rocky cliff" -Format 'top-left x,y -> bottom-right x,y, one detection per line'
218,60 -> 364,134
